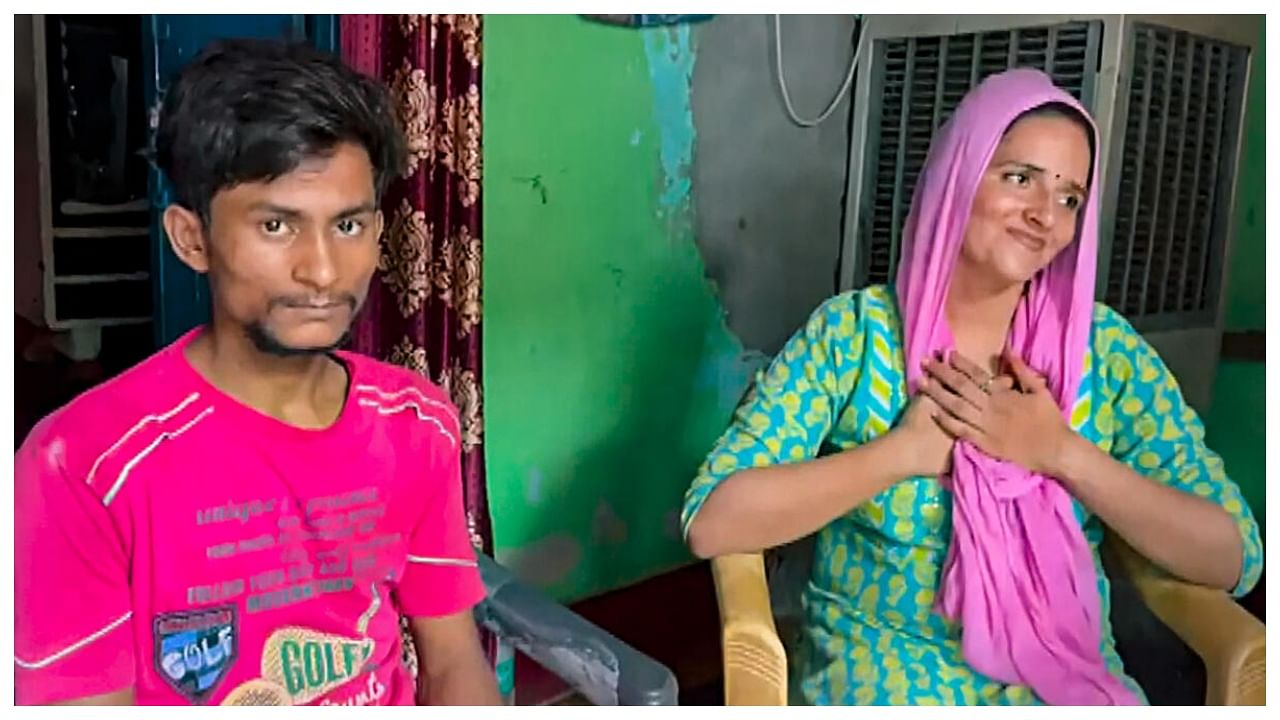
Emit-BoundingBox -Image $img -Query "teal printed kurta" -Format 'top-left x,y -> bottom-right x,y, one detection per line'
682,285 -> 1263,705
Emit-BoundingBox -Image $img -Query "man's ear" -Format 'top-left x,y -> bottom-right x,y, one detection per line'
162,204 -> 210,274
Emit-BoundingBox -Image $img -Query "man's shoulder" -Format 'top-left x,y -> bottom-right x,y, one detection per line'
18,347 -> 205,495
343,353 -> 462,449
343,352 -> 454,406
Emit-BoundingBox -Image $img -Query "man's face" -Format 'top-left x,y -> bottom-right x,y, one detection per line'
169,142 -> 384,355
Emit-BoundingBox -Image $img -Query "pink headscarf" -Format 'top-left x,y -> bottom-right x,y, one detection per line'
895,69 -> 1138,704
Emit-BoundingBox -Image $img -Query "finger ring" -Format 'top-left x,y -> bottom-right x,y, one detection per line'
979,378 -> 993,393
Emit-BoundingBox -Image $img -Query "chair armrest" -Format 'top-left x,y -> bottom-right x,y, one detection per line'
711,553 -> 787,705
1107,539 -> 1265,705
473,554 -> 679,706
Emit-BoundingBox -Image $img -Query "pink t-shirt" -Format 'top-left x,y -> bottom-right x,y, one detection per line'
15,329 -> 486,706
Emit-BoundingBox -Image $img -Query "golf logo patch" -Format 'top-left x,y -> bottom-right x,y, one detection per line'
153,606 -> 238,703
221,627 -> 375,705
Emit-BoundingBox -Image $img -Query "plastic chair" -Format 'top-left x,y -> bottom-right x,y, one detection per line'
711,535 -> 1264,705
400,553 -> 679,706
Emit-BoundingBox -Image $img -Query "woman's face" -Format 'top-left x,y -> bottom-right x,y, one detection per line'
958,112 -> 1092,289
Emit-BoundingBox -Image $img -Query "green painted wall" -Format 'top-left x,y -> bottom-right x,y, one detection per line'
1206,22 -> 1265,534
1206,361 -> 1265,532
482,15 -> 757,601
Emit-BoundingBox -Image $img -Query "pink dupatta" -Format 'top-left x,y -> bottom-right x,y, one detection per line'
894,69 -> 1138,705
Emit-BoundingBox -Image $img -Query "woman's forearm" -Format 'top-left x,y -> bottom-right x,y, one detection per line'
1055,435 -> 1243,590
686,432 -> 915,559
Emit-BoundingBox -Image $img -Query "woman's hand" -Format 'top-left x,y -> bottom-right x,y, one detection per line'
893,372 -> 1016,479
890,394 -> 956,478
919,350 -> 1080,477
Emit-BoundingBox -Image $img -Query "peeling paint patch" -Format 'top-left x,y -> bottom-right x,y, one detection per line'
592,500 -> 629,545
642,26 -> 696,213
692,336 -> 769,415
525,467 -> 544,505
495,534 -> 583,589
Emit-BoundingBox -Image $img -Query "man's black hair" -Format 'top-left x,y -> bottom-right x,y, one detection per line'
153,38 -> 407,223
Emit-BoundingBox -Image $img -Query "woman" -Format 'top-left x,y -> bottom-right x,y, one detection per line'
681,69 -> 1262,705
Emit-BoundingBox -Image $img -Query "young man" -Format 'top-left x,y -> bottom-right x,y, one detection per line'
14,39 -> 502,706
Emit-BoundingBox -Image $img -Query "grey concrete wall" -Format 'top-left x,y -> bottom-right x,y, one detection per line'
691,15 -> 858,355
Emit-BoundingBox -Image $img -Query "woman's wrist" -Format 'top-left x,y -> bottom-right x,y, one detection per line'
1046,429 -> 1099,490
877,426 -> 937,480
878,428 -> 916,477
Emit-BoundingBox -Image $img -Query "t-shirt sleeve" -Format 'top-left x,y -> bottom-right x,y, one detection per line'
395,438 -> 486,618
15,426 -> 135,704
